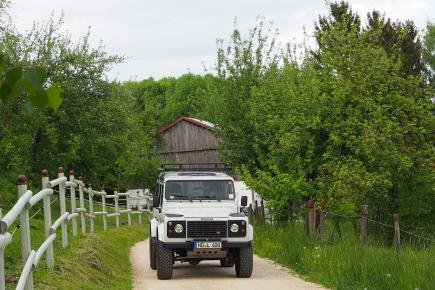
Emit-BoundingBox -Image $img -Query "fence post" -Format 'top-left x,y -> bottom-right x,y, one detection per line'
58,167 -> 68,248
0,195 -> 4,290
138,195 -> 143,225
41,170 -> 54,269
393,213 -> 401,259
307,199 -> 315,236
114,190 -> 120,228
360,205 -> 368,244
102,188 -> 107,231
260,199 -> 265,223
18,175 -> 33,290
88,184 -> 95,233
126,194 -> 131,226
319,200 -> 327,240
69,170 -> 78,236
78,177 -> 86,235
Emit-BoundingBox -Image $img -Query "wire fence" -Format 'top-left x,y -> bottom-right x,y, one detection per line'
251,201 -> 434,249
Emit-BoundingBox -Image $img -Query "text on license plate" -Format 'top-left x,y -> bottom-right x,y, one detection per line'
193,242 -> 222,249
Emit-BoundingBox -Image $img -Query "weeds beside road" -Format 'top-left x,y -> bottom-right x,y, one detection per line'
253,222 -> 434,290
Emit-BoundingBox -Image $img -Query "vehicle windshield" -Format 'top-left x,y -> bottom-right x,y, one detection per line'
165,180 -> 235,200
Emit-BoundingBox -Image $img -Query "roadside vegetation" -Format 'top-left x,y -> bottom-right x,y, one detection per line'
4,200 -> 148,289
32,224 -> 148,290
253,222 -> 434,290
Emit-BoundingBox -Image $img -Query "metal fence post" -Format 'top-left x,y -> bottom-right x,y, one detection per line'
41,170 -> 54,269
126,194 -> 131,226
88,185 -> 94,233
58,167 -> 68,248
18,175 -> 33,290
114,191 -> 120,228
138,199 -> 143,225
102,189 -> 107,231
360,205 -> 368,244
78,177 -> 86,235
69,171 -> 78,236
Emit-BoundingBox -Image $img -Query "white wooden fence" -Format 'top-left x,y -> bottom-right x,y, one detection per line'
0,167 -> 149,290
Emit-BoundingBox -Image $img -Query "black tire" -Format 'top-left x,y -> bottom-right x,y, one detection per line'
149,237 -> 157,270
220,258 -> 235,267
235,245 -> 253,278
156,241 -> 173,280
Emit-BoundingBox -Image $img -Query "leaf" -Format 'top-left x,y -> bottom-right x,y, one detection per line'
27,89 -> 49,109
5,67 -> 23,86
46,86 -> 63,111
25,66 -> 47,90
0,82 -> 12,100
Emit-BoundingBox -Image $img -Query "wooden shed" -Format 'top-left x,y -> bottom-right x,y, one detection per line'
158,117 -> 220,165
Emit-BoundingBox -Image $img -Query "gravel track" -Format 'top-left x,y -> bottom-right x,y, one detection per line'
130,239 -> 327,290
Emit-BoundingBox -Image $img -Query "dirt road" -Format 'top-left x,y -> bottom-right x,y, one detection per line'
130,239 -> 327,290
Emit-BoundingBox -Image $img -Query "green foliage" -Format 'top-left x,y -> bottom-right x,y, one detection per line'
207,2 -> 434,233
424,22 -> 435,84
0,57 -> 63,111
0,11 -> 158,191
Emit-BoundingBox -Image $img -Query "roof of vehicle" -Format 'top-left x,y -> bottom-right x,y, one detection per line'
161,171 -> 234,182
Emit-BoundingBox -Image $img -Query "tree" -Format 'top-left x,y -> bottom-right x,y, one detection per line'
423,22 -> 435,84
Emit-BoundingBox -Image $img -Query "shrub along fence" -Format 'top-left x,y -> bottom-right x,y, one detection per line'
0,167 -> 149,290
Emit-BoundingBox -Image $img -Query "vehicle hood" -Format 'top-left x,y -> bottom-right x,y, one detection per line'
163,201 -> 237,218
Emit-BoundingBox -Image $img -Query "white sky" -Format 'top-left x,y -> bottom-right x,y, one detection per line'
8,0 -> 435,81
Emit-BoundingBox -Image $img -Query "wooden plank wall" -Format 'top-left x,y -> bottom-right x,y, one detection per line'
159,121 -> 220,164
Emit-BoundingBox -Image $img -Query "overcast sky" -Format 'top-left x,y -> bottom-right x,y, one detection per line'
8,0 -> 435,81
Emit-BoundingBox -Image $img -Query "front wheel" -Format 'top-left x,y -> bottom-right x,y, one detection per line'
156,242 -> 173,280
149,237 -> 157,270
235,245 -> 253,278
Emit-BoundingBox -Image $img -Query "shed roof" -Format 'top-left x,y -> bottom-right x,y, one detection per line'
159,117 -> 215,133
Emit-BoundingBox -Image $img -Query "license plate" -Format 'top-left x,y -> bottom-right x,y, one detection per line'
193,241 -> 222,249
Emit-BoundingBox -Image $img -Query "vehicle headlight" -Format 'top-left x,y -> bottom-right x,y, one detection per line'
174,223 -> 184,233
230,223 -> 239,233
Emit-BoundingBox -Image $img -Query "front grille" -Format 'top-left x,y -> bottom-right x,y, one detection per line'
187,221 -> 228,238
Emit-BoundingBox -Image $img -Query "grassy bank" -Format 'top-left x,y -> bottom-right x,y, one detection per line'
33,224 -> 148,290
4,198 -> 148,289
253,222 -> 434,290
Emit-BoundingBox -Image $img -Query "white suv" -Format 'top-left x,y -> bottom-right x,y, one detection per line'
149,165 -> 253,280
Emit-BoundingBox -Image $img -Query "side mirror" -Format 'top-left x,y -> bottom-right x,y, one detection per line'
241,196 -> 248,207
153,194 -> 160,208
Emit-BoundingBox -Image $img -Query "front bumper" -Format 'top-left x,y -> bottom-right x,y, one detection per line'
162,241 -> 252,249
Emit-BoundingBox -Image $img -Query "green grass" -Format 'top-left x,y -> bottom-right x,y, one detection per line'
253,222 -> 435,290
4,197 -> 149,289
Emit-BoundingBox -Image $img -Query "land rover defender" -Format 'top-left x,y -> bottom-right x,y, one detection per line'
149,164 -> 253,280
